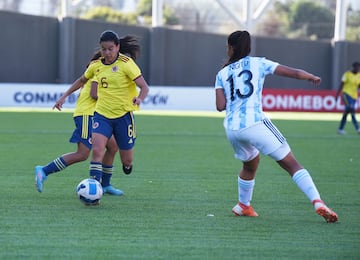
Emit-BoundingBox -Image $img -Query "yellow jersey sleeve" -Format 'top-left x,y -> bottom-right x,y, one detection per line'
94,54 -> 142,118
73,80 -> 96,117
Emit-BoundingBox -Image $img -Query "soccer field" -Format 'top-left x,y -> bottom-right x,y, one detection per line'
0,111 -> 359,259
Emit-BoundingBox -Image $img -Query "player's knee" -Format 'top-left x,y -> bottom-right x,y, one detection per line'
242,154 -> 260,173
92,146 -> 105,161
107,146 -> 118,155
106,139 -> 119,155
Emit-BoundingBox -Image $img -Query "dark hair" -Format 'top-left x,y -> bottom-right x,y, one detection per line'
119,35 -> 141,61
224,30 -> 251,67
99,30 -> 120,45
91,50 -> 102,61
86,50 -> 102,68
99,30 -> 140,61
352,61 -> 360,68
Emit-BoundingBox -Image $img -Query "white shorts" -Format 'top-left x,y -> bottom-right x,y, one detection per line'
225,118 -> 291,162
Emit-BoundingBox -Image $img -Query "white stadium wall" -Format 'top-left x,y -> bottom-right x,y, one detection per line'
0,84 -> 357,113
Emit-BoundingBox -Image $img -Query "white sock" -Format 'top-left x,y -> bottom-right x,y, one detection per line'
238,177 -> 255,206
292,169 -> 321,206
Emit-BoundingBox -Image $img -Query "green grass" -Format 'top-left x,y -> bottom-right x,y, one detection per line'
0,111 -> 359,259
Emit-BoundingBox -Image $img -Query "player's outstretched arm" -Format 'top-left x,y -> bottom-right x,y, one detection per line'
274,65 -> 321,86
53,76 -> 88,111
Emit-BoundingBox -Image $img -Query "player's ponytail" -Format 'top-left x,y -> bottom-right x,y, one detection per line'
119,35 -> 141,61
91,51 -> 102,61
224,30 -> 251,67
85,50 -> 102,68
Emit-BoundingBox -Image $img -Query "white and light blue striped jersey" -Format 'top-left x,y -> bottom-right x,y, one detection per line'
215,56 -> 279,130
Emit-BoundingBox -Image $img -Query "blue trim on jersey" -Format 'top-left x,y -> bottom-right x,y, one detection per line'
263,119 -> 285,143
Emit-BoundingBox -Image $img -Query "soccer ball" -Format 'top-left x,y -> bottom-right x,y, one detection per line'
76,178 -> 103,206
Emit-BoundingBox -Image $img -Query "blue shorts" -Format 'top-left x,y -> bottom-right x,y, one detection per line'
69,115 -> 93,150
342,93 -> 356,110
92,112 -> 136,150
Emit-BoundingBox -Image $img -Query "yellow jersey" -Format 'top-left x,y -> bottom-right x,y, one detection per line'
84,54 -> 141,119
342,71 -> 360,99
73,80 -> 96,117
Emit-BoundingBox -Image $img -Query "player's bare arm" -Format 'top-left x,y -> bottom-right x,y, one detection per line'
215,88 -> 226,111
275,65 -> 321,85
90,81 -> 98,100
53,76 -> 88,110
133,75 -> 149,105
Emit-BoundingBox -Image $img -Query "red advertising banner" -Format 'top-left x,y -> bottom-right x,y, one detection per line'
262,89 -> 360,112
